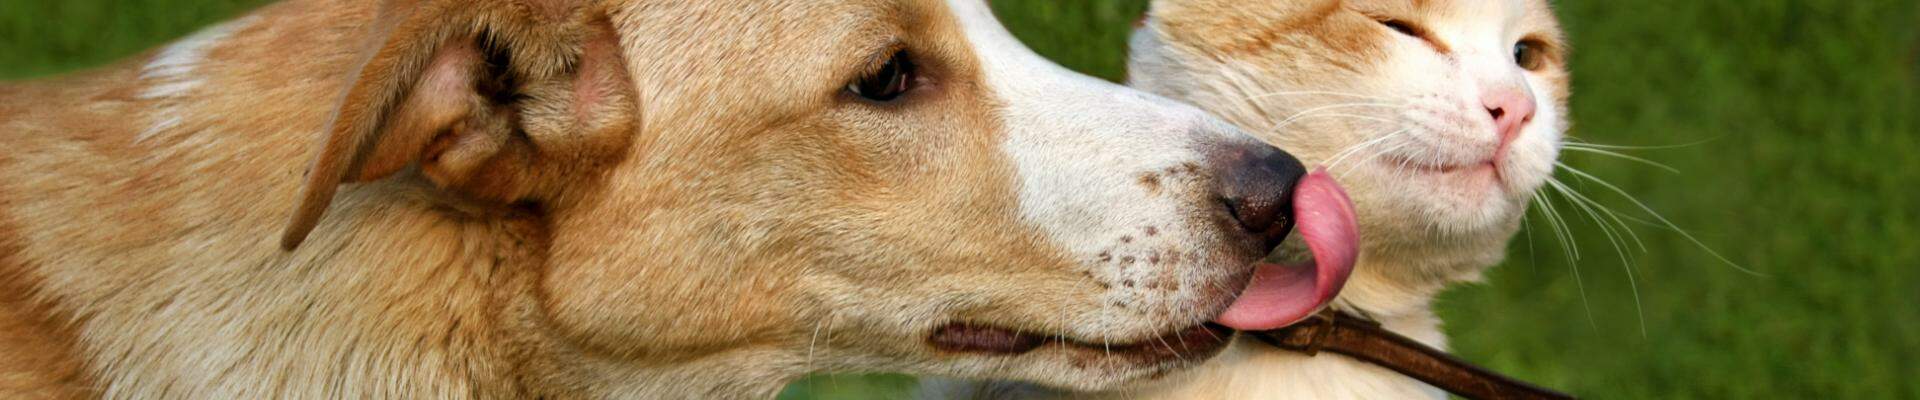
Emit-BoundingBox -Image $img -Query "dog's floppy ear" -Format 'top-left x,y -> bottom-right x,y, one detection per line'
281,1 -> 634,249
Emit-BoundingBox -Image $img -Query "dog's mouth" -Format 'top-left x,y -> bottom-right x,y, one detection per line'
927,171 -> 1361,366
1211,170 -> 1361,331
929,322 -> 1234,362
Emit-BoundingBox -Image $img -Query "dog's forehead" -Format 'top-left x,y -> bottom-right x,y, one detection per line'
600,0 -> 985,114
604,0 -> 971,51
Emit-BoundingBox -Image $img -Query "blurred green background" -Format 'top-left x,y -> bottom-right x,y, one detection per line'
5,1 -> 1915,398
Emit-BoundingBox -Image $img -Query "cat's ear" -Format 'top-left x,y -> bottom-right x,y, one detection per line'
281,1 -> 636,249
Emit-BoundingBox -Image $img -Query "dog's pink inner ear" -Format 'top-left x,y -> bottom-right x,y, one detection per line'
548,16 -> 639,159
351,40 -> 493,182
572,30 -> 620,123
282,13 -> 637,250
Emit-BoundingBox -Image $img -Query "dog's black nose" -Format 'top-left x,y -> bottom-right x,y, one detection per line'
1211,143 -> 1308,248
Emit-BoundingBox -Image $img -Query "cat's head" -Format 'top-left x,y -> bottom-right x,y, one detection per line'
1130,0 -> 1568,284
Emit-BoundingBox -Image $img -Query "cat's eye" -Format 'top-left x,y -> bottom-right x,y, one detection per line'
1513,40 -> 1546,71
1376,18 -> 1421,38
848,51 -> 916,102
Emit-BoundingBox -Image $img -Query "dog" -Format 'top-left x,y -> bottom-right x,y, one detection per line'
0,0 -> 1361,398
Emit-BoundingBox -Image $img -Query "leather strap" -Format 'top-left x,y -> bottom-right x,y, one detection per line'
1249,312 -> 1577,400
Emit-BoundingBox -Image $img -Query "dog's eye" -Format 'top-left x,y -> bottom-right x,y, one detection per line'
848,51 -> 916,102
1513,40 -> 1547,71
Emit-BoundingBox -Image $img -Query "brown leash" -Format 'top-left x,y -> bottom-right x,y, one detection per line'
1248,312 -> 1578,400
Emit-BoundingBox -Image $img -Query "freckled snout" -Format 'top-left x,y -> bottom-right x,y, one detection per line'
1482,88 -> 1538,149
1210,143 -> 1308,249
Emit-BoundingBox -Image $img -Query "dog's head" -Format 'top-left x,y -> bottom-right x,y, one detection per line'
280,0 -> 1355,391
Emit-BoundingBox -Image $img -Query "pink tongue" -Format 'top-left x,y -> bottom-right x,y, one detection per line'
1213,170 -> 1360,331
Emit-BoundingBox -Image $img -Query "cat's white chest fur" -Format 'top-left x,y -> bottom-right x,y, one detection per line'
1118,314 -> 1448,400
919,311 -> 1449,400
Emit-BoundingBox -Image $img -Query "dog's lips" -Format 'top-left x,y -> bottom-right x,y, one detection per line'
924,174 -> 1354,360
929,322 -> 1233,361
1212,170 -> 1360,331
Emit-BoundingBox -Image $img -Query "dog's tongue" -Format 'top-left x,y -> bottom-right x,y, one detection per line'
1213,170 -> 1359,331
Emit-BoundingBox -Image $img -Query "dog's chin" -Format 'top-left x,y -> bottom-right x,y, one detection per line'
928,322 -> 1236,391
922,267 -> 1251,391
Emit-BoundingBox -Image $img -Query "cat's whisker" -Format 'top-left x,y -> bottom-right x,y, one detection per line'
1268,113 -> 1398,136
1271,113 -> 1399,136
1547,179 -> 1649,337
1323,129 -> 1411,171
1555,162 -> 1762,276
1562,137 -> 1721,151
1521,205 -> 1537,267
1533,183 -> 1580,262
1530,191 -> 1597,329
1391,143 -> 1424,181
1560,146 -> 1681,174
1271,103 -> 1402,131
1548,176 -> 1650,253
1273,112 -> 1399,127
1359,139 -> 1416,180
1247,90 -> 1398,102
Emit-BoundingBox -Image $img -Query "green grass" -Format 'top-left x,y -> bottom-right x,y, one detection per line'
6,1 -> 1914,398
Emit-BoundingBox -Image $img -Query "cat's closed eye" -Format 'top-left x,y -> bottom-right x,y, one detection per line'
1371,17 -> 1444,51
1376,18 -> 1421,37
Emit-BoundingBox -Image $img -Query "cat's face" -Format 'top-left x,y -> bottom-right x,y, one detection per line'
1131,0 -> 1568,270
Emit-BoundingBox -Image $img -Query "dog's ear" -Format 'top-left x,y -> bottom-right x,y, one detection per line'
281,1 -> 636,249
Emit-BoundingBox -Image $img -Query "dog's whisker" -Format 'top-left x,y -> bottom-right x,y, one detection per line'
819,312 -> 838,373
1173,326 -> 1190,354
806,314 -> 826,371
1155,335 -> 1183,361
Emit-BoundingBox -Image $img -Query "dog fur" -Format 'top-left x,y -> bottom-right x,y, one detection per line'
0,0 -> 1296,398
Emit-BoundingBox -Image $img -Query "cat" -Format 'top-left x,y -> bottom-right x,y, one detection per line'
1121,0 -> 1571,398
921,0 -> 1570,398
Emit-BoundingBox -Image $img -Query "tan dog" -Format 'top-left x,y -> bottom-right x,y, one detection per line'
0,0 -> 1365,398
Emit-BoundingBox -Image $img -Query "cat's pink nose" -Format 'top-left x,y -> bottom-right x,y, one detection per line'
1483,89 -> 1537,146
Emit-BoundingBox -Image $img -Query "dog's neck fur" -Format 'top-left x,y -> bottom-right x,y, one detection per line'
0,3 -> 820,398
0,106 -> 810,398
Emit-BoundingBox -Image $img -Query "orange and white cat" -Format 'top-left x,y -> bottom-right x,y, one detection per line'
1121,0 -> 1570,398
922,0 -> 1569,398
929,0 -> 1574,398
